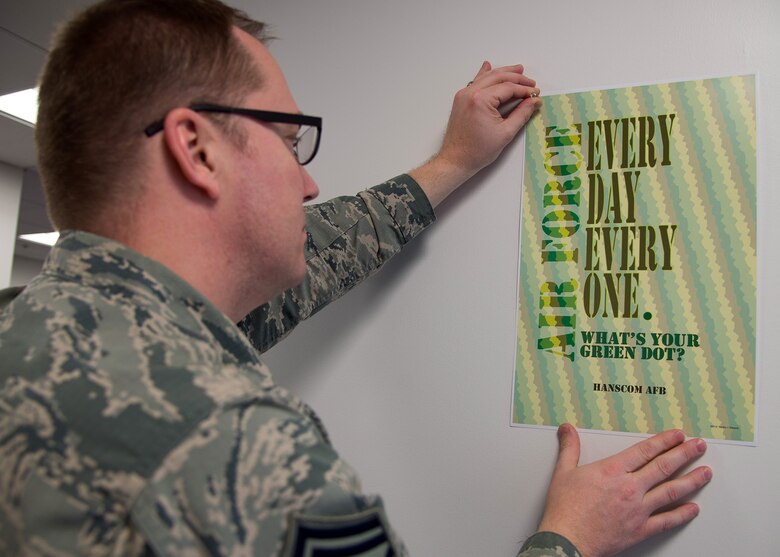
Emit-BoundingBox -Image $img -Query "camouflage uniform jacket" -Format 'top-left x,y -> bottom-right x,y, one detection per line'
0,175 -> 579,557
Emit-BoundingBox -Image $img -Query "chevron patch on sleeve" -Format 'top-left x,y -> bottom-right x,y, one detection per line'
282,507 -> 398,557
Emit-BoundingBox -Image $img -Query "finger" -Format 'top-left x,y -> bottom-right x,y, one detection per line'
644,465 -> 713,511
490,81 -> 541,118
471,70 -> 537,90
489,63 -> 526,78
492,82 -> 541,106
635,437 -> 707,487
471,60 -> 492,82
470,62 -> 526,87
641,501 -> 701,538
616,429 -> 687,473
553,423 -> 581,473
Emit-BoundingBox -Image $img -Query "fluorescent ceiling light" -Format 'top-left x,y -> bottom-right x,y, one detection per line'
19,232 -> 59,247
0,87 -> 39,126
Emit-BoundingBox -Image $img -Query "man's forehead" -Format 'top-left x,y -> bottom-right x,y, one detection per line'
232,26 -> 296,108
233,27 -> 279,82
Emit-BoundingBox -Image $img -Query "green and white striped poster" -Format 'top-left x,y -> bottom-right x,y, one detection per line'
513,75 -> 756,443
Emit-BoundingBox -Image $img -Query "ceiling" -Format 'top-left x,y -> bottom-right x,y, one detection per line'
1,0 -> 94,260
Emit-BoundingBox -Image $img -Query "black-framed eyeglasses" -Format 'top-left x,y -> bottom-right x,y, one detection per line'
144,103 -> 323,166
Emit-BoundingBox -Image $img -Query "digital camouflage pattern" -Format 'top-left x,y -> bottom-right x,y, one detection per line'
238,176 -> 436,354
519,533 -> 582,557
0,174 -> 580,556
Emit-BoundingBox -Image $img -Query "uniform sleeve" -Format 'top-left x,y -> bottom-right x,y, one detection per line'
131,402 -> 407,556
238,174 -> 435,353
517,531 -> 583,557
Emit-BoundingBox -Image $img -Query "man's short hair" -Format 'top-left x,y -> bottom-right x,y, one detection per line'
36,0 -> 269,231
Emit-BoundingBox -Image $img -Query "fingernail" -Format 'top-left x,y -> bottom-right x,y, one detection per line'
703,467 -> 713,481
695,438 -> 707,453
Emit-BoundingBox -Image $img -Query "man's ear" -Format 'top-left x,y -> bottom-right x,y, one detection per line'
162,108 -> 223,200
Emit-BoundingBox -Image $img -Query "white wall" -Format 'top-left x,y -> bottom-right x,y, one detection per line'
237,1 -> 780,555
0,162 -> 23,289
10,254 -> 42,286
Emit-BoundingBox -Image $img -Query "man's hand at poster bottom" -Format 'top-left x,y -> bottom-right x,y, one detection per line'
538,424 -> 713,557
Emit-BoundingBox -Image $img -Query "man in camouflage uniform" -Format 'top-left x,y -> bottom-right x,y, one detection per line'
0,0 -> 712,556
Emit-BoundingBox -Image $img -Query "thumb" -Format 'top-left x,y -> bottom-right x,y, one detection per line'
503,95 -> 542,132
554,423 -> 581,473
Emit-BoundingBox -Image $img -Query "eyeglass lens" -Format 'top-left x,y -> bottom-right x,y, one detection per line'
296,125 -> 318,165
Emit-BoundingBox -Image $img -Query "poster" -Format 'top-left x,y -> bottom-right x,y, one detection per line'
512,75 -> 756,443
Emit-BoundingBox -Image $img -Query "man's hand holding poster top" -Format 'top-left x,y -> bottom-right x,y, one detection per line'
513,75 -> 756,443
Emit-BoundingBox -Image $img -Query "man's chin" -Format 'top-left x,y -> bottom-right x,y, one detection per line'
287,264 -> 308,289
